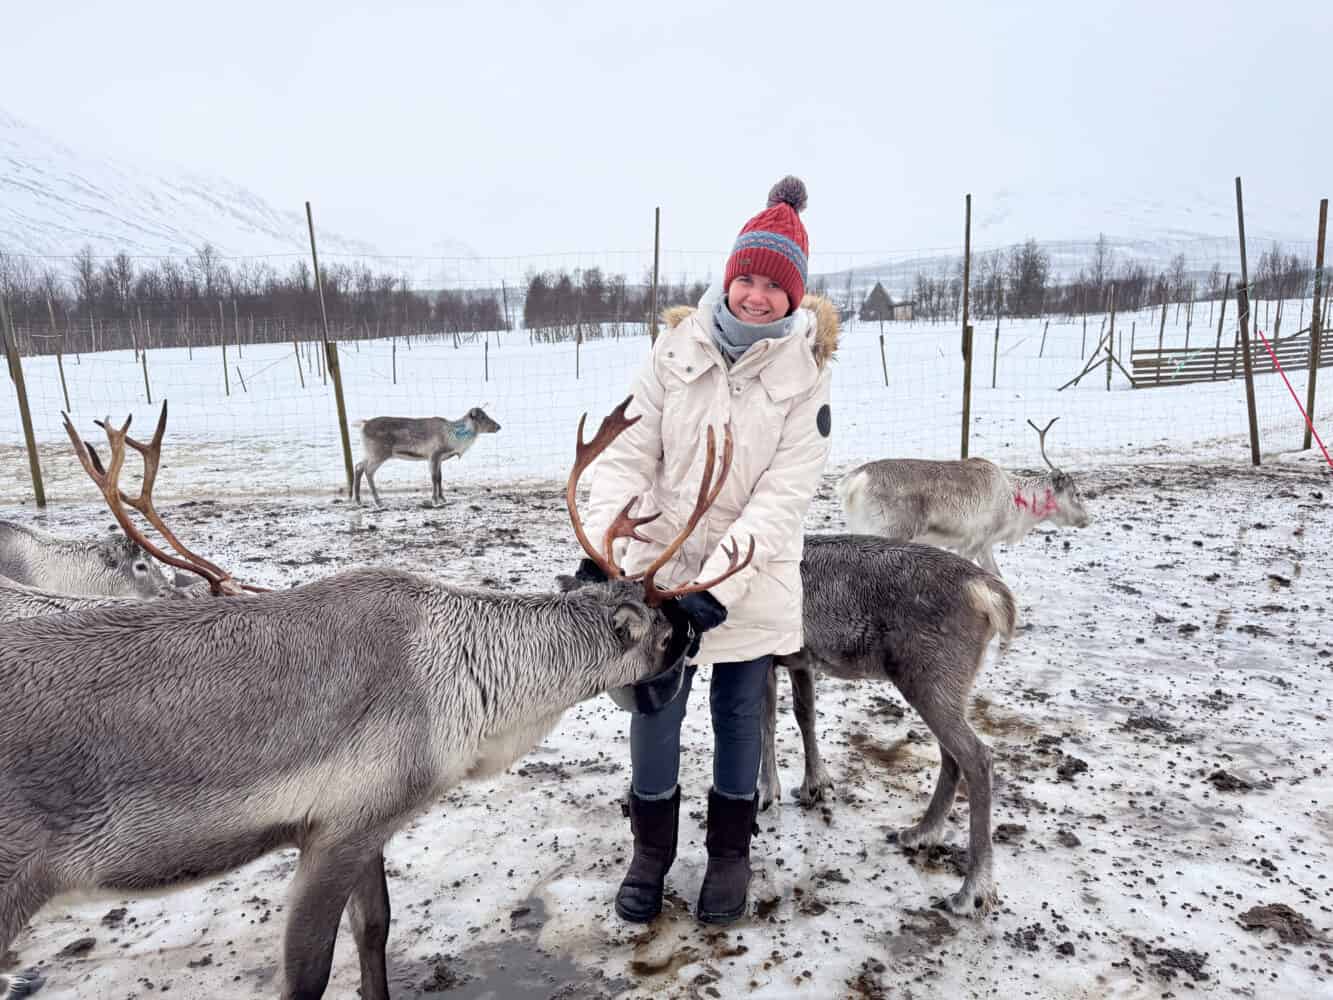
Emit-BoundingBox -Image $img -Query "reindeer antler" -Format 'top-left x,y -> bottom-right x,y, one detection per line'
62,403 -> 263,597
1026,417 -> 1061,472
566,396 -> 754,607
628,424 -> 754,605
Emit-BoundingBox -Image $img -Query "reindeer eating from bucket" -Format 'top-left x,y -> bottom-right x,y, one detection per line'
0,397 -> 749,1000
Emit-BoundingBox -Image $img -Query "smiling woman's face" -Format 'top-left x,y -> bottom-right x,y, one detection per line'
726,273 -> 790,324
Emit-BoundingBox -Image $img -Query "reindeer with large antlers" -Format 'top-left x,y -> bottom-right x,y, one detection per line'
0,396 -> 749,1000
838,417 -> 1091,579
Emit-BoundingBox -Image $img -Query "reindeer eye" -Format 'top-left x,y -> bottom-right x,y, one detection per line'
133,562 -> 149,574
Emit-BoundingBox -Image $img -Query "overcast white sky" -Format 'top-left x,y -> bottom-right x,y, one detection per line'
1,0 -> 1327,257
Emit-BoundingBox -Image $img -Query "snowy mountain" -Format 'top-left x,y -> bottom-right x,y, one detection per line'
0,107 -> 390,259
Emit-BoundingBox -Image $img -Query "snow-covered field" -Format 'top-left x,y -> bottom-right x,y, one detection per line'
2,310 -> 1331,999
2,303 -> 1329,507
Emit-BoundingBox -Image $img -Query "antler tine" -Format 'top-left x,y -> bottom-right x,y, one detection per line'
566,396 -> 656,580
95,402 -> 237,588
652,535 -> 756,605
61,411 -> 228,593
601,498 -> 660,569
634,422 -> 752,605
1026,417 -> 1060,471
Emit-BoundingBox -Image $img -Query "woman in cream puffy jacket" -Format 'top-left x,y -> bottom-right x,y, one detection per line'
578,177 -> 839,925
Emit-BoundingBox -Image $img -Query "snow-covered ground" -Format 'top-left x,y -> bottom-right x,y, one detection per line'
2,309 -> 1331,999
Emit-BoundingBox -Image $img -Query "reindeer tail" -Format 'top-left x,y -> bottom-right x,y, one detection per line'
836,468 -> 868,523
967,576 -> 1018,648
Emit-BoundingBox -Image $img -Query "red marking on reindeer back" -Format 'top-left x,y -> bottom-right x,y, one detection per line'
1013,491 -> 1029,510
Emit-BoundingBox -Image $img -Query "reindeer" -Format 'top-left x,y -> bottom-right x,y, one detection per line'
838,418 -> 1090,578
760,535 -> 1016,915
0,520 -> 175,598
0,397 -> 750,1000
0,575 -> 137,622
353,407 -> 501,507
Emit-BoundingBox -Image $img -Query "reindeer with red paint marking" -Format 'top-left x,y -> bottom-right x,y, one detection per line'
838,418 -> 1090,579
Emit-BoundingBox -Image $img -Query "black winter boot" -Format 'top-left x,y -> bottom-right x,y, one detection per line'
696,788 -> 759,924
614,788 -> 681,923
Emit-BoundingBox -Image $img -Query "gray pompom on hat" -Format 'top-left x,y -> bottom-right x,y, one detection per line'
766,175 -> 808,214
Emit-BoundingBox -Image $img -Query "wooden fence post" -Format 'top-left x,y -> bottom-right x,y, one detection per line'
1,298 -> 45,506
1212,274 -> 1231,381
1234,177 -> 1262,466
1305,199 -> 1328,451
960,194 -> 974,459
47,297 -> 71,411
1106,284 -> 1117,391
306,202 -> 356,496
219,301 -> 230,396
650,206 -> 661,346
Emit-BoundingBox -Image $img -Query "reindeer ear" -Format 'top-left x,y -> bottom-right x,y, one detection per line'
611,604 -> 651,647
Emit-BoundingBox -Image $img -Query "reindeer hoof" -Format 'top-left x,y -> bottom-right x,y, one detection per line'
936,880 -> 998,918
2,971 -> 47,998
890,822 -> 945,849
795,775 -> 835,808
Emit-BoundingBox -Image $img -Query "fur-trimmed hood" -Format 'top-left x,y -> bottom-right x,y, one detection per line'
661,293 -> 840,369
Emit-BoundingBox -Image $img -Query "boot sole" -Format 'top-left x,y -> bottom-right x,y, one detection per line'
615,900 -> 661,923
696,901 -> 746,925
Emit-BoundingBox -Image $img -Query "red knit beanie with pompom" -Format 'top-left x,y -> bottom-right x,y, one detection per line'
723,176 -> 809,311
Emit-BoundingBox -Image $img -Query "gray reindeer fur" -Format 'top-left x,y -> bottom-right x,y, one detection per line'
353,407 -> 502,506
839,457 -> 1090,578
763,534 -> 1017,915
0,574 -> 136,621
0,520 -> 175,598
0,569 -> 674,1000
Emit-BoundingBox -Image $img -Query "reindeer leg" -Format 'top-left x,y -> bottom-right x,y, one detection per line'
790,665 -> 834,807
429,451 -> 445,505
0,854 -> 57,998
893,683 -> 996,917
345,851 -> 390,1000
891,743 -> 959,849
352,461 -> 365,504
362,457 -> 386,508
281,836 -> 385,1000
758,662 -> 780,811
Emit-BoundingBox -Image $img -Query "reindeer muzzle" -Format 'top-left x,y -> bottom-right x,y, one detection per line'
607,657 -> 691,715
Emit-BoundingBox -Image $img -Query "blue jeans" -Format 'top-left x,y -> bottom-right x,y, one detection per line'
629,655 -> 773,800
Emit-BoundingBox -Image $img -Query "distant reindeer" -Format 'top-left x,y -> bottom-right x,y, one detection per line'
838,418 -> 1090,578
353,407 -> 502,506
761,534 -> 1016,915
0,520 -> 175,598
0,397 -> 749,1000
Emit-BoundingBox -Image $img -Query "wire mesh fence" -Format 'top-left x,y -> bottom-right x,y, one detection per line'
2,231 -> 1329,505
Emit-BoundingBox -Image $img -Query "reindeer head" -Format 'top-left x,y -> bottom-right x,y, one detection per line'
96,531 -> 176,598
466,406 -> 502,434
1026,418 -> 1090,529
564,396 -> 755,700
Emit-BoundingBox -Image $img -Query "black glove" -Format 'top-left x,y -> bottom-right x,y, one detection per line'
573,558 -> 608,585
661,590 -> 727,660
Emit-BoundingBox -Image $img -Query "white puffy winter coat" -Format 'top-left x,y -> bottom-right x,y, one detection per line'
583,292 -> 839,665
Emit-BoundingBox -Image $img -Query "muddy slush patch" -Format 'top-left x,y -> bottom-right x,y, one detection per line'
391,894 -> 632,999
1238,903 -> 1331,945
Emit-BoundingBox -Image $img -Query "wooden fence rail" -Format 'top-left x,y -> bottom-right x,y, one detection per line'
1130,328 -> 1333,389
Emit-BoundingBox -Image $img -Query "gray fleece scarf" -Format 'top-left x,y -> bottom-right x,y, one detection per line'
711,298 -> 794,364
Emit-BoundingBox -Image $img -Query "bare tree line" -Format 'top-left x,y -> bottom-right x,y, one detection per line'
1,234 -> 1325,358
858,234 -> 1325,327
